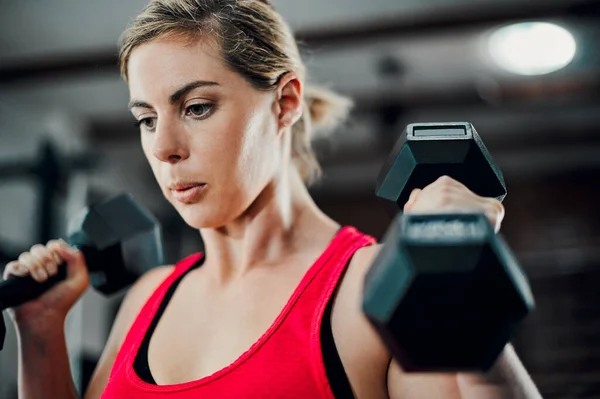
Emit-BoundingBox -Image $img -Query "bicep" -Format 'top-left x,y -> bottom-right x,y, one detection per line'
387,359 -> 461,399
353,244 -> 461,398
84,335 -> 120,399
340,244 -> 459,399
83,266 -> 175,399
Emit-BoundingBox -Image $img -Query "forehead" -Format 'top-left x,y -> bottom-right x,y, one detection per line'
127,36 -> 233,96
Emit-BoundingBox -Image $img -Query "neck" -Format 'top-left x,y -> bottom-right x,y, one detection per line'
199,167 -> 339,284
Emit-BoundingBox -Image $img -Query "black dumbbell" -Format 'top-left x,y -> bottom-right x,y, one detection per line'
362,122 -> 534,372
0,193 -> 164,351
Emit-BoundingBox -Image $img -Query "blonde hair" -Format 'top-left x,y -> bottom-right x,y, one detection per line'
119,0 -> 352,185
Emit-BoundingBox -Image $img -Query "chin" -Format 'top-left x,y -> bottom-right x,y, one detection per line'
174,201 -> 229,230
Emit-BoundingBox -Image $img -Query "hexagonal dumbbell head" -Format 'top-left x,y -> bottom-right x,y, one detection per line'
376,122 -> 507,213
67,193 -> 164,295
0,194 -> 164,351
363,213 -> 534,372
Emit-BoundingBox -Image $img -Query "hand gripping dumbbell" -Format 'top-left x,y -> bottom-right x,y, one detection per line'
0,194 -> 164,350
362,122 -> 535,372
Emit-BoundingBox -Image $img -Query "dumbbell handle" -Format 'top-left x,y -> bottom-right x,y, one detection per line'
0,263 -> 69,311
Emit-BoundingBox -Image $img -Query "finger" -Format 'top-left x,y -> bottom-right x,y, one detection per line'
46,239 -> 65,265
403,189 -> 422,212
47,240 -> 74,266
3,261 -> 29,279
50,242 -> 88,288
47,240 -> 77,262
434,175 -> 466,189
30,244 -> 59,277
18,252 -> 48,282
485,198 -> 505,232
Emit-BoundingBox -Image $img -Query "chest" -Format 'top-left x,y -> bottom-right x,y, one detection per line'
146,266 -> 309,385
142,260 -> 390,399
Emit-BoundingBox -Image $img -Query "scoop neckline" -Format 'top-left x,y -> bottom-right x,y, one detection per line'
125,225 -> 357,392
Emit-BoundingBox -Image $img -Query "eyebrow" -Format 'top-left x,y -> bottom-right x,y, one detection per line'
128,80 -> 220,110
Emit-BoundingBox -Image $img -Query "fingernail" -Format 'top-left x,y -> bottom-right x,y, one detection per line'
46,263 -> 57,275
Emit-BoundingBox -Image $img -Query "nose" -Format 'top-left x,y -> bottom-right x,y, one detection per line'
152,120 -> 190,164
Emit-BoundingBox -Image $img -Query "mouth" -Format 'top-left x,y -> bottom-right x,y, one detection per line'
169,181 -> 208,204
169,182 -> 207,192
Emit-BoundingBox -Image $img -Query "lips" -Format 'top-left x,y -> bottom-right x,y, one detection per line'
168,181 -> 207,204
169,182 -> 206,191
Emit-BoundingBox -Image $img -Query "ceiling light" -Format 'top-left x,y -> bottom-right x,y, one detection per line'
488,22 -> 576,76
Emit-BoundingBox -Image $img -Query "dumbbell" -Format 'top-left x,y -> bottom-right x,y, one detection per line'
362,122 -> 535,372
0,193 -> 164,351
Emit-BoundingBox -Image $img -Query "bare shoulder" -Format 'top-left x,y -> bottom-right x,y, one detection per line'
351,242 -> 383,270
117,265 -> 176,322
101,265 -> 176,352
84,265 -> 175,399
329,243 -> 391,398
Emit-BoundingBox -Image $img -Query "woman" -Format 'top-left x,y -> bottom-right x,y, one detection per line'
4,0 -> 542,398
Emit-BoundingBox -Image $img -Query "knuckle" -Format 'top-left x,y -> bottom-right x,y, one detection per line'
437,175 -> 455,186
5,261 -> 18,269
440,185 -> 453,197
44,254 -> 57,266
437,191 -> 453,206
46,240 -> 62,252
31,247 -> 51,262
27,262 -> 42,271
18,252 -> 31,264
30,244 -> 45,253
488,198 -> 504,214
436,181 -> 455,195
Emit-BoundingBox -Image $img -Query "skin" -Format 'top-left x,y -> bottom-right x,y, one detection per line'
3,36 -> 542,399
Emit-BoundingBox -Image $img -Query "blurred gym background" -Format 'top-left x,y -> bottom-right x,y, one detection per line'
1,0 -> 599,397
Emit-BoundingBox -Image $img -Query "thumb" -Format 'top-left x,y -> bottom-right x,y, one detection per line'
403,189 -> 422,212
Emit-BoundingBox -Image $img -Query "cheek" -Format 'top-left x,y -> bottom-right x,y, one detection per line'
140,134 -> 163,184
236,110 -> 280,183
141,134 -> 152,158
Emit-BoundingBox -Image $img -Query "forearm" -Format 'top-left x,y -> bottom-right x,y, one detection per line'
456,344 -> 542,399
16,321 -> 80,399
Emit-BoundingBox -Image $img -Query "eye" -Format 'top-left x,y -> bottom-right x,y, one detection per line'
185,103 -> 213,119
134,117 -> 157,131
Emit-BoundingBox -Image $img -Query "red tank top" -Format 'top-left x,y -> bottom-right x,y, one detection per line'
100,226 -> 376,398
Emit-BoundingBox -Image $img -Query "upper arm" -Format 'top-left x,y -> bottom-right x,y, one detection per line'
353,244 -> 461,399
454,344 -> 542,399
83,265 -> 175,399
331,243 -> 392,398
387,359 -> 461,399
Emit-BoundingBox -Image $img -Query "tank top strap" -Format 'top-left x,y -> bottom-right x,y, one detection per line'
111,252 -> 204,376
303,226 -> 377,394
310,225 -> 377,311
274,226 -> 376,325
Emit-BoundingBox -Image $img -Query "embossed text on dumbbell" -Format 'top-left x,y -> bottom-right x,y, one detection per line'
404,216 -> 488,241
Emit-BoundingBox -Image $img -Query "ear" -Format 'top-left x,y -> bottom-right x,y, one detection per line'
274,72 -> 303,133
